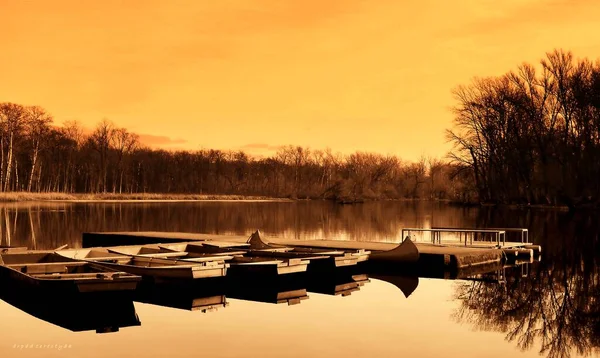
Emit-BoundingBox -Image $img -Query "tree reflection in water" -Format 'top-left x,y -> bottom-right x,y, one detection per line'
454,211 -> 600,358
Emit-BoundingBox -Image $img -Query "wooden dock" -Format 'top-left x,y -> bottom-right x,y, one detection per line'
403,227 -> 541,255
82,230 -> 540,272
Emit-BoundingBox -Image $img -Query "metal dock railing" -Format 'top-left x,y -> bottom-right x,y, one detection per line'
401,227 -> 533,250
432,227 -> 529,244
401,228 -> 507,247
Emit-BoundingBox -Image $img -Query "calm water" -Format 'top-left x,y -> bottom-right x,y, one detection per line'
0,201 -> 598,358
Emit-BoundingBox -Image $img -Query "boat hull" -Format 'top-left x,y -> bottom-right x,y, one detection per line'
87,260 -> 228,281
227,259 -> 308,278
0,263 -> 140,294
368,238 -> 420,264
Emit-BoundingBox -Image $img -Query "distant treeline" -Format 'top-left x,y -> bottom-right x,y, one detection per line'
448,49 -> 600,207
0,103 -> 473,202
7,49 -> 594,206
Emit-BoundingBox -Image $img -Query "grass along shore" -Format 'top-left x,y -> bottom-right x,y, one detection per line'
0,192 -> 580,210
0,192 -> 290,202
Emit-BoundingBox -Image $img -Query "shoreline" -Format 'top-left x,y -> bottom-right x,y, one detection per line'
0,192 -> 588,210
0,192 -> 292,203
48,199 -> 294,203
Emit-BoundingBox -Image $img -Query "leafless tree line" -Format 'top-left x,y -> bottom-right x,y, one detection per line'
448,49 -> 600,207
0,103 -> 474,201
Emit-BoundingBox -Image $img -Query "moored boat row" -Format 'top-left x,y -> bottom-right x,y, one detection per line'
0,230 -> 420,296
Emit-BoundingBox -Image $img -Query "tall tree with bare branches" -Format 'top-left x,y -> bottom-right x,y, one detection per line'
0,103 -> 25,192
23,106 -> 52,191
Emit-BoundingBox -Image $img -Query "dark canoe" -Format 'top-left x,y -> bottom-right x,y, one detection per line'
368,238 -> 420,263
0,251 -> 141,293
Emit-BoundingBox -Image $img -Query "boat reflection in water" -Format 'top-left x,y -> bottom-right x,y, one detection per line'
135,278 -> 229,312
226,277 -> 310,305
0,281 -> 141,334
0,266 -> 423,334
305,273 -> 369,297
134,276 -> 310,308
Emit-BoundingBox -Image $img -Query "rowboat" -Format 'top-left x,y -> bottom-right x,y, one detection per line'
243,231 -> 368,270
110,240 -> 312,277
157,231 -> 364,273
55,247 -> 230,280
152,242 -> 310,277
0,251 -> 141,293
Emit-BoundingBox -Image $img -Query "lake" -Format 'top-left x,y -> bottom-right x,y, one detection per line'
0,201 -> 597,358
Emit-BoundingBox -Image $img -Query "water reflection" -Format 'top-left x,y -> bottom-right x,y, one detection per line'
304,273 -> 370,297
453,212 -> 600,358
0,201 -> 480,249
135,279 -> 229,312
0,201 -> 597,358
0,267 -> 422,335
0,283 -> 140,334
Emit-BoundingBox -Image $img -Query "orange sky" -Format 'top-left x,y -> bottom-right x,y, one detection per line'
2,0 -> 600,160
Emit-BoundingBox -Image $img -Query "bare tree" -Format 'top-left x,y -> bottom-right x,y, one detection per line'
61,120 -> 85,192
0,103 -> 25,191
23,106 -> 53,191
110,127 -> 139,193
89,119 -> 114,193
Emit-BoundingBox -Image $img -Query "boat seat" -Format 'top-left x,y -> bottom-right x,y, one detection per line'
30,272 -> 123,279
202,241 -> 250,248
180,255 -> 234,263
84,256 -> 131,262
134,252 -> 189,258
7,261 -> 88,274
251,247 -> 293,253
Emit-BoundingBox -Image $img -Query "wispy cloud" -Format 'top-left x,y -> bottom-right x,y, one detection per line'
441,0 -> 599,40
138,134 -> 187,147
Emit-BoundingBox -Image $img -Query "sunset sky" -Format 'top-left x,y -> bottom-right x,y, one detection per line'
2,0 -> 600,160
